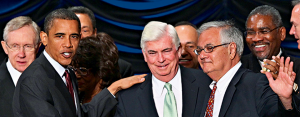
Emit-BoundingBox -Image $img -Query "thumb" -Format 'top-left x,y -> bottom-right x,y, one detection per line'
266,72 -> 275,87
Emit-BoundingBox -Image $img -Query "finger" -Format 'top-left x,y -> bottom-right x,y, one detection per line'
288,61 -> 294,78
260,70 -> 266,75
284,57 -> 291,73
279,57 -> 285,74
263,63 -> 277,74
266,72 -> 275,88
273,56 -> 280,64
291,72 -> 296,82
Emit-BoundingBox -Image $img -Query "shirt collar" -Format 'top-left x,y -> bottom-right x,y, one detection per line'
6,60 -> 22,86
209,62 -> 242,94
152,66 -> 182,96
43,50 -> 66,78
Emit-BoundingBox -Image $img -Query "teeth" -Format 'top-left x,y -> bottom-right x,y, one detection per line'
180,60 -> 189,62
64,53 -> 70,56
255,45 -> 266,48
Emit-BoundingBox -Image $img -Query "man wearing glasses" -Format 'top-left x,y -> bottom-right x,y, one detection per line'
194,20 -> 296,116
0,16 -> 41,116
241,5 -> 300,80
175,21 -> 200,69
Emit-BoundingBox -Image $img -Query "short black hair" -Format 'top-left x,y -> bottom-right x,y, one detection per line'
44,8 -> 81,34
68,6 -> 96,30
174,21 -> 197,29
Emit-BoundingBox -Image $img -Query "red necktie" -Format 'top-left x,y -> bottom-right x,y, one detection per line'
65,70 -> 75,104
205,83 -> 217,117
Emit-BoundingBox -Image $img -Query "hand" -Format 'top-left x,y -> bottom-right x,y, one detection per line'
266,57 -> 296,110
107,74 -> 147,95
261,56 -> 280,79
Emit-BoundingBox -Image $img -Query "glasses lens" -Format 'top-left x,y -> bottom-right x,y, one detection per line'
79,67 -> 88,76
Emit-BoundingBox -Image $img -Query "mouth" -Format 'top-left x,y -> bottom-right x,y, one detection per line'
156,64 -> 169,69
179,59 -> 191,64
61,52 -> 72,58
17,61 -> 26,65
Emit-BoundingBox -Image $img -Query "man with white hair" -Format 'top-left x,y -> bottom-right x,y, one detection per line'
114,21 -> 210,117
195,20 -> 295,116
0,16 -> 41,116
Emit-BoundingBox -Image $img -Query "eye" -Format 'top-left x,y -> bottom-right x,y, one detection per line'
12,44 -> 18,48
247,31 -> 255,35
260,30 -> 270,34
205,46 -> 213,52
71,35 -> 79,39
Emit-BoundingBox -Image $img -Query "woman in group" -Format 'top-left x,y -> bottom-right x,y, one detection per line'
71,32 -> 121,104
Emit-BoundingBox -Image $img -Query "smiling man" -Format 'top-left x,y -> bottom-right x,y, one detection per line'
241,5 -> 300,79
175,21 -> 199,69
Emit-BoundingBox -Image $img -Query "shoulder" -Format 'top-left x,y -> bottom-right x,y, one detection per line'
118,59 -> 132,67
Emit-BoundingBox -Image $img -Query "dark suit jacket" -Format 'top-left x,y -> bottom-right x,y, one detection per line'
241,49 -> 300,83
13,53 -> 117,117
0,59 -> 15,117
114,65 -> 211,117
197,66 -> 289,117
118,58 -> 134,78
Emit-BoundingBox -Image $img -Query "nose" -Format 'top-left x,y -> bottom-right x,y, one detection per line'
18,47 -> 26,58
290,26 -> 295,35
199,50 -> 207,61
252,32 -> 264,42
64,37 -> 73,48
180,47 -> 188,58
157,52 -> 165,63
75,71 -> 81,79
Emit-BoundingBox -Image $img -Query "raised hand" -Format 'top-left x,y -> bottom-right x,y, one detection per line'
266,57 -> 296,110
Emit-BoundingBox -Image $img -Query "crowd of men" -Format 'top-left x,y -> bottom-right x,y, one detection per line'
1,0 -> 300,117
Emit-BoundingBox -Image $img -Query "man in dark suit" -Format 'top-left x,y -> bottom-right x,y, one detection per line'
0,16 -> 40,117
242,5 -> 300,81
194,20 -> 295,116
114,21 -> 211,117
68,6 -> 134,77
12,8 -> 145,117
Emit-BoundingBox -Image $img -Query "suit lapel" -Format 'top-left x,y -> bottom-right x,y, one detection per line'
69,68 -> 82,117
39,54 -> 77,114
137,74 -> 159,117
0,59 -> 15,106
218,67 -> 247,117
181,66 -> 199,117
249,54 -> 261,73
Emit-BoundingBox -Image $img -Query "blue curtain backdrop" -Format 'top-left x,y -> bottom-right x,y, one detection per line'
0,0 -> 298,74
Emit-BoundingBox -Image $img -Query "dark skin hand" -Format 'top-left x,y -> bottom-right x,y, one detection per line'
261,56 -> 281,79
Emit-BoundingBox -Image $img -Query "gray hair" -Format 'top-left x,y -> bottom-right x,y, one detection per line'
140,21 -> 180,51
198,20 -> 244,57
44,8 -> 81,34
246,5 -> 283,28
3,16 -> 40,44
68,6 -> 96,30
292,0 -> 300,6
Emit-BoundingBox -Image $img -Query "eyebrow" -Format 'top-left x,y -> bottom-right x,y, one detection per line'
55,33 -> 65,36
186,42 -> 196,44
82,26 -> 90,29
70,33 -> 80,36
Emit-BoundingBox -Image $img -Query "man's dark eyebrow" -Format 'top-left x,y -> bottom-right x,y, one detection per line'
70,33 -> 80,36
258,27 -> 271,30
55,33 -> 65,36
147,50 -> 156,53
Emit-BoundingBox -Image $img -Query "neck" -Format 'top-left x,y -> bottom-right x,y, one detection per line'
82,82 -> 102,103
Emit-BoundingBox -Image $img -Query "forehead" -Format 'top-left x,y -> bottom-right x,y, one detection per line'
7,25 -> 36,43
175,25 -> 198,42
247,14 -> 274,28
49,19 -> 79,33
145,35 -> 174,51
198,27 -> 221,46
291,5 -> 300,21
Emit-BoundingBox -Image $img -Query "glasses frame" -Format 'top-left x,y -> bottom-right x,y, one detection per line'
244,26 -> 282,38
194,43 -> 231,55
5,41 -> 36,52
68,65 -> 89,76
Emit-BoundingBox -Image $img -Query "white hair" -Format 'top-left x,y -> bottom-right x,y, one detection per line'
140,21 -> 180,51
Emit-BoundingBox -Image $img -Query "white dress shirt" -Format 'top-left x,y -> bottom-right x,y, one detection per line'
6,60 -> 22,86
152,67 -> 182,117
207,62 -> 241,117
44,50 -> 78,111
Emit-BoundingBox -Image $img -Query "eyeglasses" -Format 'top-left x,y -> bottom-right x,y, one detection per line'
194,43 -> 230,55
244,26 -> 282,38
68,65 -> 89,76
5,42 -> 36,52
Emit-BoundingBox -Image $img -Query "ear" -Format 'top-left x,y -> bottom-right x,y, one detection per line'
142,50 -> 148,62
177,44 -> 182,57
279,27 -> 286,41
93,28 -> 97,36
228,42 -> 237,60
34,42 -> 42,54
40,31 -> 48,46
1,41 -> 8,55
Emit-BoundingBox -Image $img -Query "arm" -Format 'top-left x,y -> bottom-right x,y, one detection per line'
83,74 -> 146,117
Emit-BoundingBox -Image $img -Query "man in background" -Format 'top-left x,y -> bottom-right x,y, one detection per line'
242,5 -> 300,80
175,21 -> 199,69
0,16 -> 40,117
68,6 -> 134,77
